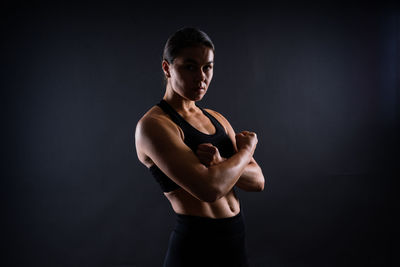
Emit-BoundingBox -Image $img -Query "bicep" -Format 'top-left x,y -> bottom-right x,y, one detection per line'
135,117 -> 210,197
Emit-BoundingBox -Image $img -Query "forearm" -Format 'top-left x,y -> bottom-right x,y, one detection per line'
235,162 -> 265,191
206,149 -> 253,198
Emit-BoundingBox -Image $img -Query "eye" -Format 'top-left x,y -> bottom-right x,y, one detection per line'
204,65 -> 213,71
186,65 -> 195,70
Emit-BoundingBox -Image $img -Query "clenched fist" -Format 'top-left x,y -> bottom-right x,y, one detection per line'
196,143 -> 226,167
235,131 -> 258,156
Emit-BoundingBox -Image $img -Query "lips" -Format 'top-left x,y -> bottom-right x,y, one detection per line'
196,84 -> 206,90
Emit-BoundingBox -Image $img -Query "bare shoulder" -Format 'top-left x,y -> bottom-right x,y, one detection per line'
136,105 -> 181,137
135,105 -> 183,166
137,105 -> 165,125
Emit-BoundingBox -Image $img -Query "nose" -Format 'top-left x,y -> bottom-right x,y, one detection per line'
195,68 -> 206,83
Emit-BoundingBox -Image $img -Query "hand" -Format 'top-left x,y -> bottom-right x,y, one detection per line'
235,131 -> 258,156
196,143 -> 226,167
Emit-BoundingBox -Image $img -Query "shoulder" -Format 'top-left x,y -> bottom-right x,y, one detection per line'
135,105 -> 186,166
135,105 -> 184,147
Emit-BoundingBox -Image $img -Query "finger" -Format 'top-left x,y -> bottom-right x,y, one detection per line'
197,154 -> 210,163
196,150 -> 213,159
197,144 -> 217,153
197,143 -> 214,149
248,132 -> 256,137
241,131 -> 256,137
196,152 -> 213,164
197,146 -> 214,154
199,142 -> 213,146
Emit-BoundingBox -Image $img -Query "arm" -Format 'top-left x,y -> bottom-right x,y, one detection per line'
234,157 -> 265,191
135,115 -> 257,202
205,110 -> 265,192
197,144 -> 264,192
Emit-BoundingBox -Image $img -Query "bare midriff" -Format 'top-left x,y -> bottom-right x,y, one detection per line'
164,187 -> 241,219
140,155 -> 241,219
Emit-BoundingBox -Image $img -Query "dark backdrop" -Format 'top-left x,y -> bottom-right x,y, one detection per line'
2,1 -> 399,266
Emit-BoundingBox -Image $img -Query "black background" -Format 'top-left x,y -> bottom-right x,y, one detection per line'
2,1 -> 399,266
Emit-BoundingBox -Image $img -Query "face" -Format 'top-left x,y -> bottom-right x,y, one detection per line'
163,45 -> 214,101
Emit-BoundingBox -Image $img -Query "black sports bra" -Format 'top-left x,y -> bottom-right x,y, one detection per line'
149,99 -> 236,192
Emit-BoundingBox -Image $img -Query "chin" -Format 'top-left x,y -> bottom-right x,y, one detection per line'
193,94 -> 205,102
194,90 -> 207,101
182,92 -> 205,102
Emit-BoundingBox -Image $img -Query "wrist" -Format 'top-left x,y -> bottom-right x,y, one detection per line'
238,148 -> 253,158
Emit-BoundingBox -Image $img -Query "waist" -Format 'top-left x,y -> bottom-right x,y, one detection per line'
165,187 -> 241,218
173,211 -> 245,237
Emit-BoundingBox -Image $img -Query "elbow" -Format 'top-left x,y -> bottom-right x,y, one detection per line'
186,186 -> 220,203
199,187 -> 222,203
195,167 -> 224,203
188,177 -> 220,203
204,184 -> 237,202
253,176 -> 265,192
195,181 -> 224,203
257,179 -> 265,191
256,170 -> 265,191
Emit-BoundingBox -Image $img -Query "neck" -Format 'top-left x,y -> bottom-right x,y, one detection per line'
163,84 -> 198,114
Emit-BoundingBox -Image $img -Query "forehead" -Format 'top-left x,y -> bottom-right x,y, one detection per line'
174,45 -> 214,64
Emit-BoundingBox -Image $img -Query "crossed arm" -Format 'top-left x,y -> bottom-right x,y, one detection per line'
197,143 -> 264,192
197,110 -> 265,192
136,110 -> 265,203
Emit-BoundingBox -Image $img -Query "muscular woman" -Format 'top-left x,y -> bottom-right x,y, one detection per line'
135,27 -> 265,267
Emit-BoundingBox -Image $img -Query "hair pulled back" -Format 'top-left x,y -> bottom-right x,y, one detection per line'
162,27 -> 215,64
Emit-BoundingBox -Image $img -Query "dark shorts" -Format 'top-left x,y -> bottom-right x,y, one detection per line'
163,211 -> 249,267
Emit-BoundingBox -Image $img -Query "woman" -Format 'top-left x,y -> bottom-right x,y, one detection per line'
135,27 -> 265,267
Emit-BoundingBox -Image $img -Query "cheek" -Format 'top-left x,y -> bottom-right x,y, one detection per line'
171,70 -> 183,84
207,72 -> 213,82
171,73 -> 190,90
178,73 -> 192,85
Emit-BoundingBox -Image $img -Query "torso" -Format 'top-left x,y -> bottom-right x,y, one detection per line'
136,105 -> 240,219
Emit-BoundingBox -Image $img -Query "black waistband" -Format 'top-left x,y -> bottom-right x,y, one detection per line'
173,211 -> 245,237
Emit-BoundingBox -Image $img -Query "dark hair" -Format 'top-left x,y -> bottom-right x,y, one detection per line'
162,27 -> 215,64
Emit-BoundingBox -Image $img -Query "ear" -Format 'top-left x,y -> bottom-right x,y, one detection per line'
162,60 -> 171,78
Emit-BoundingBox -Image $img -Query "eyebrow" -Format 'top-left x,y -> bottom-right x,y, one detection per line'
183,58 -> 214,65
